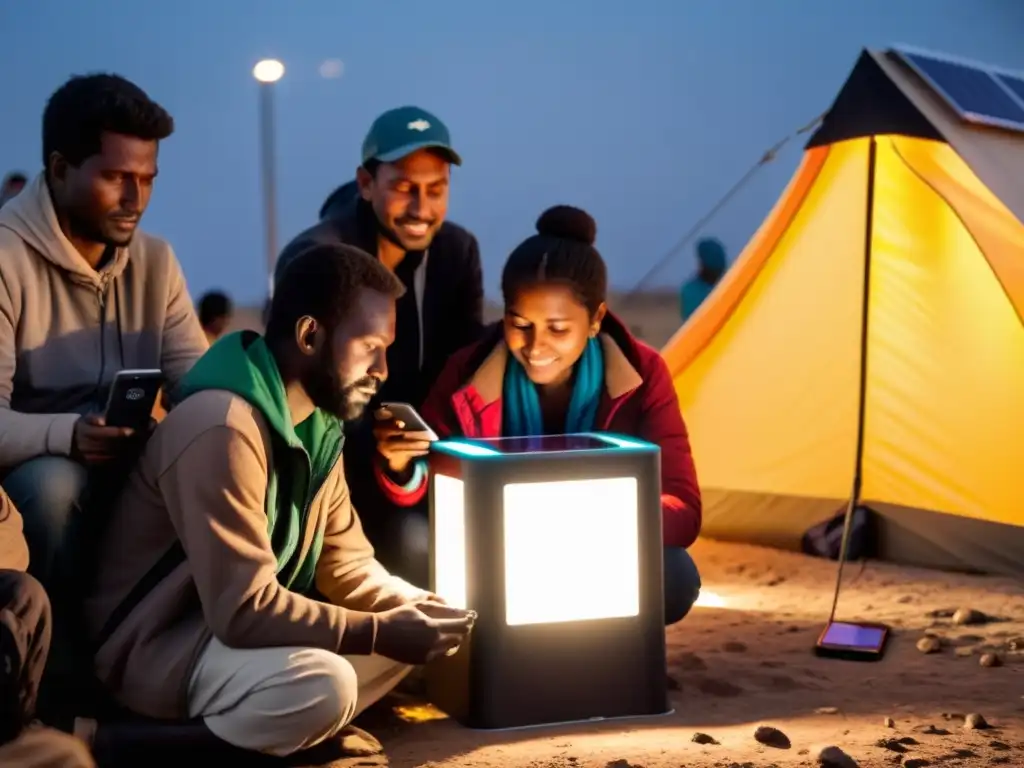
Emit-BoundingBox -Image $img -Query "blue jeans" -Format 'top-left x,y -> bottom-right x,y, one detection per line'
664,547 -> 702,625
1,457 -> 88,595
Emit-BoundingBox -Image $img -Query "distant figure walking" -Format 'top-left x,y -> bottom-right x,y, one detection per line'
0,172 -> 27,208
680,237 -> 727,321
197,290 -> 233,343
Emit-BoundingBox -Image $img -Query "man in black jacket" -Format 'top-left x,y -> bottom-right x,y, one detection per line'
276,106 -> 484,586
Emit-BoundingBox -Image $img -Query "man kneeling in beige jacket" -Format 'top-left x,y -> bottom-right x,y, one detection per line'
0,487 -> 95,767
84,243 -> 475,762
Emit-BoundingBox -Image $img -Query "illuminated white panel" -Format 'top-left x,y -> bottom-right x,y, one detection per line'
433,474 -> 467,609
503,477 -> 640,625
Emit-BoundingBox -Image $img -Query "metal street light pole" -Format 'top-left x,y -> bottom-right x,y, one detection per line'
253,58 -> 285,301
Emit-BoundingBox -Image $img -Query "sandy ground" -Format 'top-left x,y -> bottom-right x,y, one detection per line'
360,539 -> 1024,768
226,301 -> 1022,766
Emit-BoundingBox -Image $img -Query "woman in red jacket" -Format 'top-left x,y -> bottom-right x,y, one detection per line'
374,206 -> 703,624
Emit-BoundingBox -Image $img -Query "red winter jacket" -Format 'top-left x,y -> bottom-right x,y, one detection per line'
374,314 -> 702,548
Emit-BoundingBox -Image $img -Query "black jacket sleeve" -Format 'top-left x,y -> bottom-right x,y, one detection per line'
456,233 -> 486,349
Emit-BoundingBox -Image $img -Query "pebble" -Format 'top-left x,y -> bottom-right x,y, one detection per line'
916,636 -> 942,654
963,712 -> 988,730
817,745 -> 858,767
691,732 -> 719,745
884,717 -> 895,728
954,646 -> 974,657
753,725 -> 791,749
814,706 -> 840,715
952,607 -> 988,626
876,738 -> 909,753
902,759 -> 930,768
676,652 -> 708,671
979,652 -> 1002,667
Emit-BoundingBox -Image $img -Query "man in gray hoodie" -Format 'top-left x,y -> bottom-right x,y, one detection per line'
0,73 -> 207,608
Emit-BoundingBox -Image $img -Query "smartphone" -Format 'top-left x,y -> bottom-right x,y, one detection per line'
104,369 -> 165,430
814,620 -> 889,661
378,402 -> 439,441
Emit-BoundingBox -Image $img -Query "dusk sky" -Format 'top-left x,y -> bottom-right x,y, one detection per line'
3,1 -> 1023,305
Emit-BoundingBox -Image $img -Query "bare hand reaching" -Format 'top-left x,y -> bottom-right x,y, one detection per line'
71,414 -> 135,465
373,408 -> 433,474
374,601 -> 476,665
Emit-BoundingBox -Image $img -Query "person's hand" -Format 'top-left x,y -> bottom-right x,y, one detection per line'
373,408 -> 433,474
71,414 -> 135,465
374,601 -> 476,665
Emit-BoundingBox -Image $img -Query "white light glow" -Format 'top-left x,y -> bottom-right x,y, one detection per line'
253,59 -> 285,83
503,477 -> 640,626
694,590 -> 726,608
433,474 -> 467,609
319,59 -> 344,79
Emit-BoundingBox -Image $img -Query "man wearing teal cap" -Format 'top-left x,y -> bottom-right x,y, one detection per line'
276,106 -> 484,587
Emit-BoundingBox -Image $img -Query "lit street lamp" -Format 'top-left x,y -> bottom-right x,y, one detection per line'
253,58 -> 285,300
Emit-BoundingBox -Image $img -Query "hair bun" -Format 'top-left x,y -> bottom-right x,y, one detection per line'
535,205 -> 596,246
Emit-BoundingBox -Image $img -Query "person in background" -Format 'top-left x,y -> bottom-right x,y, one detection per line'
84,244 -> 474,762
680,237 -> 727,321
275,105 -> 484,587
196,289 -> 233,344
0,487 -> 96,767
0,172 -> 27,208
376,206 -> 704,626
318,179 -> 360,221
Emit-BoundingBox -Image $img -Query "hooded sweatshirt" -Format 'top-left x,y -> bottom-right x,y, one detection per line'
85,330 -> 426,719
680,237 -> 728,321
0,487 -> 29,572
0,173 -> 208,467
176,331 -> 342,591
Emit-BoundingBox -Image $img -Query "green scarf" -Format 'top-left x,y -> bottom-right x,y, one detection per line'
176,331 -> 343,593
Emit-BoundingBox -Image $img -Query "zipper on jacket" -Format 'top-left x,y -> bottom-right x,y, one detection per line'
302,430 -> 343,517
281,429 -> 344,587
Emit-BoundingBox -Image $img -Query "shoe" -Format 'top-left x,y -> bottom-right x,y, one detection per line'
283,725 -> 385,767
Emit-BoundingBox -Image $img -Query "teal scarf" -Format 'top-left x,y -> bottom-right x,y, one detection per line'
503,338 -> 604,436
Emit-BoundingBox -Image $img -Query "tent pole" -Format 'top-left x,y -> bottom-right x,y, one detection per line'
828,136 -> 877,624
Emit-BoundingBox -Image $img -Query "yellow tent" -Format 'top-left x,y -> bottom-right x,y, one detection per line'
663,47 -> 1024,576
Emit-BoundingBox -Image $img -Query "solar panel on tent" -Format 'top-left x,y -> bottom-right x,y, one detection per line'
892,46 -> 1024,133
996,72 -> 1024,105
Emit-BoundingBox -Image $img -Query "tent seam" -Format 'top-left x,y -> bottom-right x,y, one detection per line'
888,138 -> 1024,329
677,147 -> 834,366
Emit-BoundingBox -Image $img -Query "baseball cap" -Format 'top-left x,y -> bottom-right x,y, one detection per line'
361,106 -> 462,167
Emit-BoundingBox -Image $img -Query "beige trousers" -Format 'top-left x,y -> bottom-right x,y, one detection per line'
0,726 -> 96,768
187,637 -> 410,757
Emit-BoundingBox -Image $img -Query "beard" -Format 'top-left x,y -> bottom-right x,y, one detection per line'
68,208 -> 136,248
302,347 -> 382,422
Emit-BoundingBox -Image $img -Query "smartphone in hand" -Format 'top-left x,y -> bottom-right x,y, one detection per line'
104,369 -> 165,430
378,401 -> 439,441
